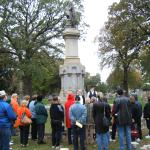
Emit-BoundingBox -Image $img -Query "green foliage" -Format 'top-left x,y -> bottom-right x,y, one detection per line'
107,67 -> 143,91
0,0 -> 84,95
140,48 -> 150,82
97,0 -> 149,93
84,73 -> 108,94
142,83 -> 150,91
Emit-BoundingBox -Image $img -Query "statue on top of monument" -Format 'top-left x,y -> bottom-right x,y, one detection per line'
65,1 -> 79,28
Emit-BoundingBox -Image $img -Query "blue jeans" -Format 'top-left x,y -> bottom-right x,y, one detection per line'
0,128 -> 11,150
96,132 -> 109,150
117,125 -> 132,150
72,125 -> 86,150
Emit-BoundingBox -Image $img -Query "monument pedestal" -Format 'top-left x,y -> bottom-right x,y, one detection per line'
59,28 -> 85,98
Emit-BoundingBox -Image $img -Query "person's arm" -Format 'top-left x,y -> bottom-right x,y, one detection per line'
79,106 -> 87,124
92,103 -> 96,122
69,106 -> 76,124
25,108 -> 32,118
105,104 -> 111,119
61,105 -> 64,122
143,104 -> 147,118
87,92 -> 90,98
6,104 -> 16,121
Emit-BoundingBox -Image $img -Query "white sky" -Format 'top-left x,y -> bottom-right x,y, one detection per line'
78,0 -> 119,82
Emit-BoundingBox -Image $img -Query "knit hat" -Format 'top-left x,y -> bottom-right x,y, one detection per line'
0,90 -> 6,96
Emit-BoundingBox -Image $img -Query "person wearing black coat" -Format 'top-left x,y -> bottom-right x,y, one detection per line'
50,96 -> 64,149
143,96 -> 150,139
131,93 -> 143,140
93,99 -> 111,150
130,95 -> 142,141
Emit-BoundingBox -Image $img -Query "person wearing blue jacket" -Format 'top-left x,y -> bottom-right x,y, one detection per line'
0,90 -> 16,150
70,95 -> 87,150
29,95 -> 38,140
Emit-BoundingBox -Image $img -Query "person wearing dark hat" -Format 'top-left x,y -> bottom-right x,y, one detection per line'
70,95 -> 87,150
35,95 -> 48,144
0,90 -> 16,150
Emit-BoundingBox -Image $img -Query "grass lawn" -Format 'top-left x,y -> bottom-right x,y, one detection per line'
11,127 -> 150,150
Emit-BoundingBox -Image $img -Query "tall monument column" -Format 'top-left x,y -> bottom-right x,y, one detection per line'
59,2 -> 85,98
59,27 -> 85,97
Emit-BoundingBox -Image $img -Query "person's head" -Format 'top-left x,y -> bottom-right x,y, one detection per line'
67,93 -> 75,102
131,93 -> 138,101
75,95 -> 80,101
117,89 -> 123,96
0,90 -> 7,100
37,95 -> 43,102
25,95 -> 30,101
103,97 -> 108,103
32,95 -> 37,100
11,93 -> 18,99
130,95 -> 136,103
77,89 -> 82,95
85,98 -> 90,104
52,96 -> 59,103
90,96 -> 96,103
97,92 -> 103,100
90,87 -> 95,91
21,100 -> 28,107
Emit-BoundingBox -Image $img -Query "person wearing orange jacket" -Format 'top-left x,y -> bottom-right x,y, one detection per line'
11,93 -> 19,114
10,93 -> 19,136
17,100 -> 32,147
65,93 -> 75,144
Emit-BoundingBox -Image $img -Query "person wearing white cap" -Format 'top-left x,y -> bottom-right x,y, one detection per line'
0,90 -> 16,150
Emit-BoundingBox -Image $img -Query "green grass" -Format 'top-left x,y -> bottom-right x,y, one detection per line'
11,127 -> 150,150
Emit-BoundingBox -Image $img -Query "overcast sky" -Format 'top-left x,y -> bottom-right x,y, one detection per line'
78,0 -> 119,82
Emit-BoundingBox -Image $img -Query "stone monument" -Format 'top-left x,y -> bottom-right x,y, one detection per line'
59,2 -> 85,98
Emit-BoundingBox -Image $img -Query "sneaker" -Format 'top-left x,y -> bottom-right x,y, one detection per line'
51,146 -> 55,149
9,142 -> 14,145
55,146 -> 60,149
136,138 -> 141,142
110,139 -> 116,142
9,147 -> 13,150
145,135 -> 150,139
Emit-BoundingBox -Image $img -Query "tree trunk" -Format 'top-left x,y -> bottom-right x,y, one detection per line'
22,75 -> 32,96
123,66 -> 129,95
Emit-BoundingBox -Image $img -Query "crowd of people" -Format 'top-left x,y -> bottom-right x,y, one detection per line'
0,87 -> 150,150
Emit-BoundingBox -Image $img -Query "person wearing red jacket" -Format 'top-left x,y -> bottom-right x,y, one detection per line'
65,93 -> 75,144
17,100 -> 32,147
